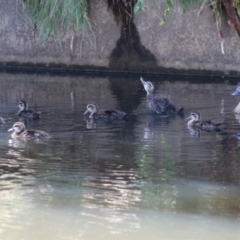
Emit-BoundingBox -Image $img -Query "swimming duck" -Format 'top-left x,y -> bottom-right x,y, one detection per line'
18,100 -> 41,119
140,77 -> 184,115
231,83 -> 240,113
186,111 -> 221,131
84,103 -> 129,121
8,122 -> 50,139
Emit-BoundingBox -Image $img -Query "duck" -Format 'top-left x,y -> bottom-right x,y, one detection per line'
186,111 -> 221,131
140,77 -> 184,115
231,83 -> 240,113
8,122 -> 51,139
18,100 -> 41,119
84,103 -> 129,121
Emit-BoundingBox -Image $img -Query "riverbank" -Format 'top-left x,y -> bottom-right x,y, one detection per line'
1,0 -> 240,75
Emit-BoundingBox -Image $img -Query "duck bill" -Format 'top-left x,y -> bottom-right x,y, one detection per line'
185,116 -> 191,121
8,127 -> 14,132
231,89 -> 240,96
140,77 -> 146,85
140,77 -> 149,90
83,109 -> 89,115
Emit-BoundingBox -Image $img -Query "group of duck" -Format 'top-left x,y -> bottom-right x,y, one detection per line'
5,77 -> 240,140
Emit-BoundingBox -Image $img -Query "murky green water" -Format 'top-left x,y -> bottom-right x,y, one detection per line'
0,72 -> 240,240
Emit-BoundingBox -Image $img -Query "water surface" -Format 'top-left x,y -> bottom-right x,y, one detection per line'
0,73 -> 240,240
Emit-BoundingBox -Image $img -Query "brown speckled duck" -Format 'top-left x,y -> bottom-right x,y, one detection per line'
140,77 -> 184,115
8,122 -> 50,139
84,103 -> 129,121
186,111 -> 221,132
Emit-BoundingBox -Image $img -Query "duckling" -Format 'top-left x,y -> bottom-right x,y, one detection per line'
8,122 -> 50,139
140,77 -> 184,115
186,111 -> 221,132
84,103 -> 129,121
231,83 -> 240,114
18,100 -> 41,119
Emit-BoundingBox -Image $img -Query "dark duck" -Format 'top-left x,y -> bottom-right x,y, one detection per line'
140,77 -> 184,115
84,103 -> 129,121
186,111 -> 221,132
8,122 -> 50,139
18,100 -> 41,119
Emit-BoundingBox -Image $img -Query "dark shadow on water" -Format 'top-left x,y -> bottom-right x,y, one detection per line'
108,76 -> 143,113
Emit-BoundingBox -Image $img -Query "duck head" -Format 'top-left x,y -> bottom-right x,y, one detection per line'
18,100 -> 28,111
231,83 -> 240,96
186,111 -> 200,127
84,103 -> 98,119
8,122 -> 26,134
186,111 -> 201,121
140,77 -> 155,93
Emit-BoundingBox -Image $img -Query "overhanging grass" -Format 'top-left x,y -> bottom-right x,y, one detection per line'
22,0 -> 91,40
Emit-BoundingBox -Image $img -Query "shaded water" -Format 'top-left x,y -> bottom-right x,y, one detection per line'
0,73 -> 240,240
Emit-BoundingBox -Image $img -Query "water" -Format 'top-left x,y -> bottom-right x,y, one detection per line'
0,72 -> 240,240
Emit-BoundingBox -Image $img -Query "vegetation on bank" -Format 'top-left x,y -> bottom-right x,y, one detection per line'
22,0 -> 240,50
134,0 -> 240,53
22,0 -> 91,40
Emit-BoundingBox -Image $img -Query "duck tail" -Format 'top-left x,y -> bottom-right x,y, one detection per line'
33,111 -> 41,120
123,114 -> 130,121
177,107 -> 184,114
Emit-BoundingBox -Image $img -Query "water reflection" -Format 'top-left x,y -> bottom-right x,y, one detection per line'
85,118 -> 98,129
141,114 -> 184,148
187,126 -> 201,139
0,73 -> 240,239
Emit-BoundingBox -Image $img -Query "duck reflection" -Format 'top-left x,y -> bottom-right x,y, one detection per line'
187,126 -> 201,139
141,114 -> 178,148
141,115 -> 155,147
84,118 -> 98,129
8,138 -> 27,148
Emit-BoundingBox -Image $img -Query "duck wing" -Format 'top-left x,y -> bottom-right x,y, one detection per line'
104,110 -> 129,120
200,120 -> 221,132
203,120 -> 221,126
21,130 -> 50,139
18,109 -> 41,119
152,97 -> 177,114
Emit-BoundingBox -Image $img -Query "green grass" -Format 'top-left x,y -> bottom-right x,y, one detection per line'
134,0 -> 206,25
23,0 -> 91,41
